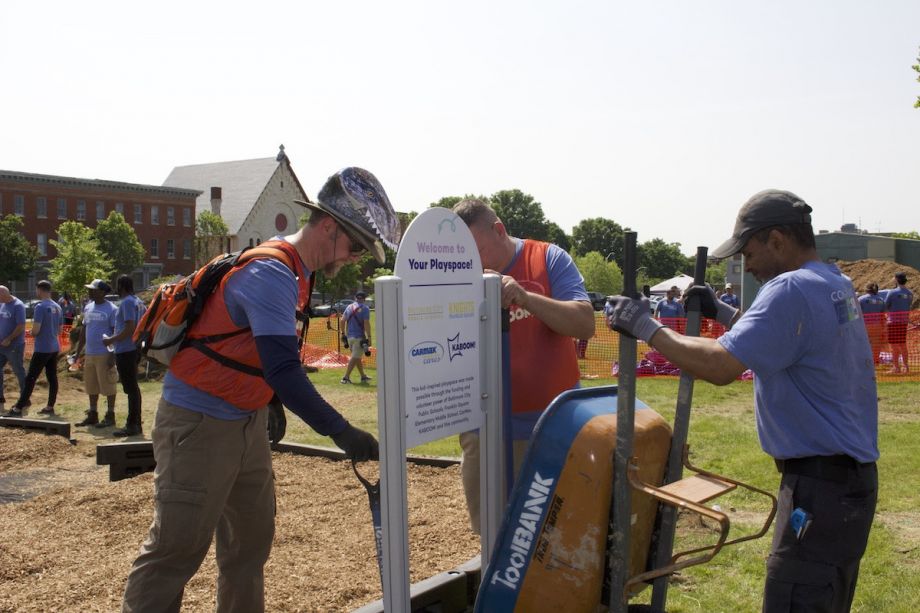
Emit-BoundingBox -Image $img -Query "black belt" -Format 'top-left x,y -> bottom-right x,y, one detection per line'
774,455 -> 874,483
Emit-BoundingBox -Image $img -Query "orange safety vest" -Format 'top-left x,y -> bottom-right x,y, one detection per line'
170,239 -> 312,410
506,239 -> 581,414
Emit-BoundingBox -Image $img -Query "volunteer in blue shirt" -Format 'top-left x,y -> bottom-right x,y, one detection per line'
0,285 -> 28,416
858,282 -> 886,366
720,282 -> 741,309
122,167 -> 401,612
339,291 -> 372,384
8,281 -> 63,416
74,279 -> 118,427
884,272 -> 913,374
654,286 -> 686,330
103,275 -> 145,436
607,189 -> 878,613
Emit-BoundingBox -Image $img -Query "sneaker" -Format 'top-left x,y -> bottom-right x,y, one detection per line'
360,375 -> 372,383
39,406 -> 55,415
340,377 -> 352,384
95,414 -> 116,428
76,411 -> 99,427
3,407 -> 24,418
113,424 -> 143,437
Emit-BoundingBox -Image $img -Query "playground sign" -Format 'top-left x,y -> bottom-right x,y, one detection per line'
394,209 -> 484,447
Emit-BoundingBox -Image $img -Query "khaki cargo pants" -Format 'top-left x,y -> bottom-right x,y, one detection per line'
122,399 -> 274,613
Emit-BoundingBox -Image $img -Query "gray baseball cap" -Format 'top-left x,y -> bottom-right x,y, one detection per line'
711,189 -> 813,259
296,167 -> 401,264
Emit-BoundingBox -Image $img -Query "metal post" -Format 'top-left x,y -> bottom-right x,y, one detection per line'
609,232 -> 638,612
650,246 -> 708,611
479,273 -> 503,569
375,276 -> 410,612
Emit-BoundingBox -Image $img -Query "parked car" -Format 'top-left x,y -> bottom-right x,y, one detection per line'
311,304 -> 334,318
586,291 -> 607,311
24,299 -> 42,319
331,299 -> 354,314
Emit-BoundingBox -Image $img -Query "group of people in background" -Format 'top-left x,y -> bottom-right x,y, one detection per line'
0,276 -> 145,436
858,272 -> 914,373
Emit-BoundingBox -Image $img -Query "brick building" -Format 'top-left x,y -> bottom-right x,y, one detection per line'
0,170 -> 201,295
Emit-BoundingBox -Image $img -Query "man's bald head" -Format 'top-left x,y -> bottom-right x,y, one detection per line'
0,286 -> 11,303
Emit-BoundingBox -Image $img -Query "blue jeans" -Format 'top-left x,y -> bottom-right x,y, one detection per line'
0,344 -> 27,403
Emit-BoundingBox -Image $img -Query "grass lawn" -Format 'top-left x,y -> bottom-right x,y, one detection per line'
45,367 -> 920,611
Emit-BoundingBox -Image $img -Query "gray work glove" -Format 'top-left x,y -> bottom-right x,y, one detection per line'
331,423 -> 379,461
268,399 -> 287,445
685,285 -> 739,329
606,295 -> 664,343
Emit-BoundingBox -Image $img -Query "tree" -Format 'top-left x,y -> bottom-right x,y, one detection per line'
571,217 -> 626,260
490,189 -> 552,240
638,238 -> 688,280
49,221 -> 113,299
545,221 -> 571,252
428,195 -> 489,209
0,214 -> 37,285
575,251 -> 623,296
704,258 -> 727,288
95,211 -> 145,280
914,47 -> 920,108
196,210 -> 229,264
891,231 -> 920,240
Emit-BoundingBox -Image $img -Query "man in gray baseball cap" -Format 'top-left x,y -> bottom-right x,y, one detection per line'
606,188 -> 878,611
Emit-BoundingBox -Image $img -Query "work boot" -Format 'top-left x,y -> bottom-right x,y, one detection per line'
113,422 -> 143,437
95,412 -> 116,428
76,411 -> 99,426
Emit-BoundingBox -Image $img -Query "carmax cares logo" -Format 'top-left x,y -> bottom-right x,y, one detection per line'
409,341 -> 444,365
447,333 -> 476,362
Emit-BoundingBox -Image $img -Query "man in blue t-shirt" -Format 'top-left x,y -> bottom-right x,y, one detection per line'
0,285 -> 27,416
122,167 -> 401,611
884,272 -> 913,374
103,275 -> 145,436
339,291 -> 372,384
655,286 -> 686,330
858,282 -> 886,366
9,281 -> 63,416
73,279 -> 118,427
607,189 -> 878,612
720,282 -> 741,309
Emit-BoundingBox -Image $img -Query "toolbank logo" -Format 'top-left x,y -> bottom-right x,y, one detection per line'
447,333 -> 476,362
409,341 -> 444,365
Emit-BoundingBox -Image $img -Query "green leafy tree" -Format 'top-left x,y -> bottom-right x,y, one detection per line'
95,211 -> 145,280
704,258 -> 727,287
638,238 -> 688,280
891,231 -> 920,240
545,221 -> 571,252
429,195 -> 489,209
571,217 -> 626,260
575,251 -> 623,296
490,189 -> 551,240
49,221 -> 113,299
0,214 -> 38,285
196,210 -> 229,264
914,48 -> 920,108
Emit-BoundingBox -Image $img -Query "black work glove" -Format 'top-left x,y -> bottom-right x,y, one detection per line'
606,295 -> 663,343
331,423 -> 379,461
267,399 -> 287,445
685,285 -> 739,329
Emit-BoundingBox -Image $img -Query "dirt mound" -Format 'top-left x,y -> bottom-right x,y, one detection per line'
836,259 -> 920,309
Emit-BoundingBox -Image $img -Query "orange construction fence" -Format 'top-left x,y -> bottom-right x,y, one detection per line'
301,311 -> 920,383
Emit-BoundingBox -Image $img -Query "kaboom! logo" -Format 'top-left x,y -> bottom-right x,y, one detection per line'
447,332 -> 476,362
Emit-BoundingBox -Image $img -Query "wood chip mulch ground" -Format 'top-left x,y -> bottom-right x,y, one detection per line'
0,428 -> 479,612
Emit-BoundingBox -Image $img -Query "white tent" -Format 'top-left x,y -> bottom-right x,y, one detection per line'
649,273 -> 695,295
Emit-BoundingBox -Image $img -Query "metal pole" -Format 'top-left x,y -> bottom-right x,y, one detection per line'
375,276 -> 410,612
479,273 -> 504,570
650,246 -> 708,612
609,231 -> 638,612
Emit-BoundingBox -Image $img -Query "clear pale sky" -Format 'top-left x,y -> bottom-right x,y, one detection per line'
3,0 -> 918,254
